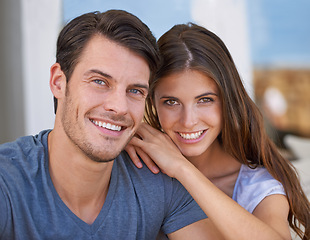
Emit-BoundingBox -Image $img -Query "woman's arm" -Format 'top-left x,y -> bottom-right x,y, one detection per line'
175,161 -> 291,240
128,123 -> 292,240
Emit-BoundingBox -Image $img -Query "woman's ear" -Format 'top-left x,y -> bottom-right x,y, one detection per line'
49,63 -> 66,99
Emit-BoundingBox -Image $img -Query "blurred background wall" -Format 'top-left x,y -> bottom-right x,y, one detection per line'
0,0 -> 61,143
247,0 -> 310,160
1,0 -> 310,162
0,0 -> 24,143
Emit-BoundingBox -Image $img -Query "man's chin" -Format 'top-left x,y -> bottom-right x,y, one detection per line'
91,157 -> 116,163
89,149 -> 124,163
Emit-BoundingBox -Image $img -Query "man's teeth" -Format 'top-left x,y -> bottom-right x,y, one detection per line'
179,130 -> 204,140
92,120 -> 121,131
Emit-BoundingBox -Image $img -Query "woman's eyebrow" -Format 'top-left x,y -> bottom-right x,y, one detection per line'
195,92 -> 218,99
160,95 -> 178,99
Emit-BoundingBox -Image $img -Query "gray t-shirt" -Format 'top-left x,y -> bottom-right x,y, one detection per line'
0,130 -> 206,240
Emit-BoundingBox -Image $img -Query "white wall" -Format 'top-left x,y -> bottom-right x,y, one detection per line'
191,0 -> 253,98
21,0 -> 62,136
0,0 -> 24,143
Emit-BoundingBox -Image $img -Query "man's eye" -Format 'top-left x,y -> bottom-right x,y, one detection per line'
93,79 -> 106,86
129,89 -> 143,95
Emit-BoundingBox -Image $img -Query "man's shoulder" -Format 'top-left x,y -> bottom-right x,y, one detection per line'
112,151 -> 206,236
114,151 -> 185,198
116,151 -> 208,235
0,130 -> 50,177
0,130 -> 50,157
116,151 -> 175,183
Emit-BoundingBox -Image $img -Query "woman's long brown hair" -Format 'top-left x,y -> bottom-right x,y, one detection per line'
145,23 -> 310,239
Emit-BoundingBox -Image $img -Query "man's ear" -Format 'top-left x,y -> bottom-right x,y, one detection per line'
50,63 -> 66,99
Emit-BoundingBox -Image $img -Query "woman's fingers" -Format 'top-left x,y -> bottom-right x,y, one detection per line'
125,143 -> 143,168
126,137 -> 160,174
136,147 -> 160,174
130,123 -> 185,177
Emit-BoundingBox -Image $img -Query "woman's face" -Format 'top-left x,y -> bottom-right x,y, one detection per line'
154,70 -> 223,158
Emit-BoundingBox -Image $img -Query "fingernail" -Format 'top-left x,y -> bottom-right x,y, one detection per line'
152,167 -> 160,174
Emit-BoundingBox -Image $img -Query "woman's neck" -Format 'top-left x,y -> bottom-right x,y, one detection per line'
187,140 -> 241,197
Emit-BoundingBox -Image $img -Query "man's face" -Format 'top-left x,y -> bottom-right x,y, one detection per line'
58,35 -> 150,162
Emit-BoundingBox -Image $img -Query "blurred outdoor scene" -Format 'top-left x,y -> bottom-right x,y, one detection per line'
246,1 -> 310,161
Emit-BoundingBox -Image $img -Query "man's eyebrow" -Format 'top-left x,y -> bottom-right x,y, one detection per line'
86,69 -> 113,79
131,83 -> 149,91
87,69 -> 149,90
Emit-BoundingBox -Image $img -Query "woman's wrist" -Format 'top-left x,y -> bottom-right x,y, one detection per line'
173,158 -> 197,181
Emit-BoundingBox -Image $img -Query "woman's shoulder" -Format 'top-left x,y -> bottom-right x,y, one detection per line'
232,164 -> 285,213
238,164 -> 274,180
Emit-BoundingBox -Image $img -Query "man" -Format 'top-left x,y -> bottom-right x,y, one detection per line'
0,10 -> 207,239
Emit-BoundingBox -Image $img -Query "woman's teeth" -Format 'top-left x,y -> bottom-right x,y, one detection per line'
179,130 -> 204,140
91,120 -> 121,131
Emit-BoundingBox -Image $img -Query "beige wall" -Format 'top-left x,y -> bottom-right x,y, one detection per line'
0,0 -> 24,143
0,0 -> 61,143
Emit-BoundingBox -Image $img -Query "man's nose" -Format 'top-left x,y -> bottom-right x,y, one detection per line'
103,89 -> 128,115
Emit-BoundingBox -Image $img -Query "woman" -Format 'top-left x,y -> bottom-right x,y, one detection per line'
127,23 -> 310,239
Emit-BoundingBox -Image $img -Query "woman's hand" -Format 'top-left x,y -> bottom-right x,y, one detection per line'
126,122 -> 189,178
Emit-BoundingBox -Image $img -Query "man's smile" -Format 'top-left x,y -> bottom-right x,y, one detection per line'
90,119 -> 122,131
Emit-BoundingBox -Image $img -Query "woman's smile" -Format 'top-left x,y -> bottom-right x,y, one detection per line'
176,129 -> 207,143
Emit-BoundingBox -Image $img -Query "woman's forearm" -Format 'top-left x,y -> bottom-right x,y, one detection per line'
175,162 -> 290,240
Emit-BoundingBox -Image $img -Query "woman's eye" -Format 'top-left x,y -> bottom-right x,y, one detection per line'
164,99 -> 178,106
198,97 -> 213,103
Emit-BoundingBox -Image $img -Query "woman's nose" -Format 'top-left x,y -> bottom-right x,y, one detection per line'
181,107 -> 198,128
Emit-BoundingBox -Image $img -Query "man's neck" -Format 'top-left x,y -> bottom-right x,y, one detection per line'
48,130 -> 114,224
